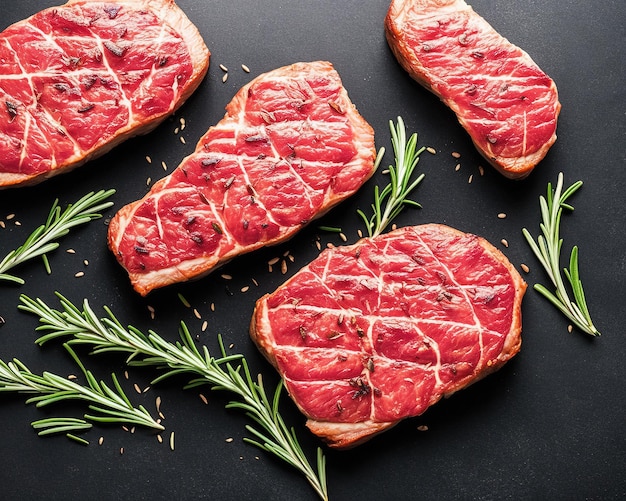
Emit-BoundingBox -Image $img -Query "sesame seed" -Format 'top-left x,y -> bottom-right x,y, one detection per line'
192,308 -> 201,319
67,374 -> 77,380
241,286 -> 250,293
339,232 -> 347,242
146,155 -> 152,163
501,239 -> 509,247
14,221 -> 21,226
417,425 -> 429,431
252,278 -> 259,286
161,161 -> 167,171
222,73 -> 228,83
520,263 -> 530,273
478,165 -> 485,176
199,394 -> 208,405
134,383 -> 141,394
157,434 -> 163,443
122,426 -> 129,432
0,221 -> 4,229
98,436 -> 104,446
146,177 -> 152,186
130,426 -> 135,434
225,437 -> 234,443
282,250 -> 290,257
455,163 -> 461,171
426,147 -> 436,155
201,320 -> 208,332
210,303 -> 215,312
142,386 -> 150,393
241,64 -> 250,73
497,213 -> 507,219
468,174 -> 473,184
221,273 -> 232,280
83,259 -> 89,266
357,229 -> 363,238
281,259 -> 288,274
268,257 -> 280,266
229,343 -> 234,349
315,240 -> 322,251
169,431 -> 175,451
219,64 -> 228,72
179,136 -> 186,144
174,127 -> 179,135
75,271 -> 85,278
568,324 -> 573,333
124,370 -> 129,380
381,169 -> 390,175
156,396 -> 162,412
67,248 -> 76,254
6,213 -> 15,220
451,151 -> 461,158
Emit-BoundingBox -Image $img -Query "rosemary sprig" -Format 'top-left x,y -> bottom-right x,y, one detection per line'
358,116 -> 425,237
0,343 -> 164,440
522,172 -> 600,336
19,293 -> 329,501
0,189 -> 115,285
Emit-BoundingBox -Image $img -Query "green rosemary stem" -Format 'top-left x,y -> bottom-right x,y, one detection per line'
0,189 -> 115,285
522,172 -> 600,336
19,293 -> 329,501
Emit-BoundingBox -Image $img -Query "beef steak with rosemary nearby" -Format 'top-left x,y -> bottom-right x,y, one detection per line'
385,0 -> 560,179
0,0 -> 209,188
108,61 -> 377,295
250,224 -> 526,448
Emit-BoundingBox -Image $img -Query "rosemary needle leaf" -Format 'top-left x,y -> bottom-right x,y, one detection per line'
359,117 -> 425,237
19,293 -> 329,501
522,172 -> 600,337
0,189 -> 115,285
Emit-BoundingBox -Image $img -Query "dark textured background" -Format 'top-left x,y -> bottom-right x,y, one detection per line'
0,1 -> 624,499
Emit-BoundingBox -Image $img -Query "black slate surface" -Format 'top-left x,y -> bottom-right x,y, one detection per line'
0,1 -> 624,500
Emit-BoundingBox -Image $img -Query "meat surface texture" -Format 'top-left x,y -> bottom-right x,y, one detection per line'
108,61 -> 377,296
251,224 -> 526,448
385,0 -> 560,179
0,0 -> 209,188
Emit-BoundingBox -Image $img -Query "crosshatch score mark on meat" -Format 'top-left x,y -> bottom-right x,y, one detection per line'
108,61 -> 377,296
385,0 -> 560,179
251,224 -> 526,448
0,0 -> 209,188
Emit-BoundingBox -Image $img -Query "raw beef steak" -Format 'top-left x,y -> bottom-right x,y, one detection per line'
108,61 -> 377,295
385,0 -> 560,179
251,224 -> 526,448
0,0 -> 209,188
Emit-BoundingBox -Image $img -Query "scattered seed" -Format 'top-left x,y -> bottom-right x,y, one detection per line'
241,64 -> 250,73
169,431 -> 175,451
174,127 -> 179,135
161,161 -> 167,171
222,73 -> 228,83
478,165 -> 485,176
281,259 -> 288,274
157,434 -> 163,443
74,271 -> 85,278
221,273 -> 233,280
143,386 -> 150,393
156,396 -> 162,413
146,177 -> 151,186
241,285 -> 250,293
282,250 -> 291,257
501,239 -> 509,247
252,278 -> 259,287
315,240 -> 322,251
133,383 -> 141,394
14,221 -> 21,226
391,223 -> 397,231
210,302 -> 215,312
120,447 -> 124,455
357,229 -> 363,238
520,263 -> 530,273
255,456 -> 260,460
193,308 -> 201,319
426,147 -> 436,155
98,436 -> 104,446
225,437 -> 234,443
122,425 -> 129,432
0,221 -> 4,229
568,324 -> 573,333
229,343 -> 235,349
130,426 -> 136,434
455,163 -> 461,172
180,117 -> 186,130
199,393 -> 208,405
417,425 -> 429,432
67,374 -> 77,380
179,136 -> 186,144
468,174 -> 473,184
451,151 -> 461,158
6,213 -> 15,220
146,155 -> 152,164
83,259 -> 89,266
339,232 -> 347,242
178,293 -> 191,308
497,213 -> 507,219
200,319 -> 208,331
219,64 -> 228,72
124,370 -> 129,380
381,169 -> 390,175
66,248 -> 76,254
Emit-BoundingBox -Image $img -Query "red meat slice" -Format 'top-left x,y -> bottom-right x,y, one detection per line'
385,0 -> 561,179
108,61 -> 377,295
250,224 -> 526,448
0,0 -> 209,188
